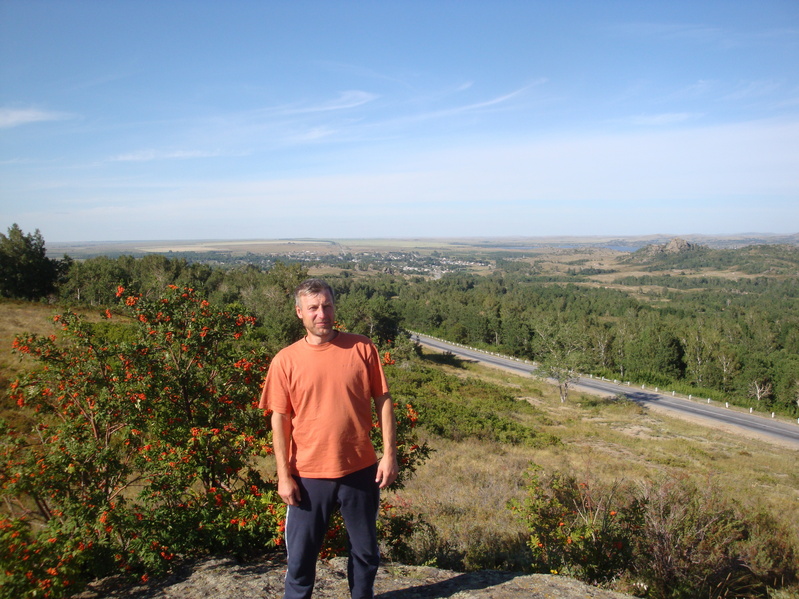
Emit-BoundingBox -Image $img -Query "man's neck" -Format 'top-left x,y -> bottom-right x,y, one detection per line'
305,330 -> 338,346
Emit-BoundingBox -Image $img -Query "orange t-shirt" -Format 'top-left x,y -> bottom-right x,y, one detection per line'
259,332 -> 390,479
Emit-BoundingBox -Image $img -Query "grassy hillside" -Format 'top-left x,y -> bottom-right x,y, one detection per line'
384,349 -> 799,586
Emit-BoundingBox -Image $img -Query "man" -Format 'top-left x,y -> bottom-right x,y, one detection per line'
259,278 -> 398,599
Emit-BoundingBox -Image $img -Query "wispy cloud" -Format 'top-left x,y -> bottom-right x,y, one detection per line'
109,149 -> 222,162
626,112 -> 703,126
283,126 -> 340,143
388,80 -> 549,125
610,22 -> 727,46
462,81 -> 546,111
667,79 -> 718,101
178,82 -> 545,152
723,79 -> 782,101
611,21 -> 799,52
281,90 -> 379,115
0,107 -> 72,128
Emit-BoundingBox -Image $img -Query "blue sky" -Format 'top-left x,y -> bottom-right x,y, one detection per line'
1,1 -> 798,242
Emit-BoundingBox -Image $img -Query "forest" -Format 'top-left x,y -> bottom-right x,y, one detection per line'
393,268 -> 799,415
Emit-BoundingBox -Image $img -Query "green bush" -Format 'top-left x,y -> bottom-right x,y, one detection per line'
388,364 -> 559,448
631,476 -> 797,599
510,465 -> 642,584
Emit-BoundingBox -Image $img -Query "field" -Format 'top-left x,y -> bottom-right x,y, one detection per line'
49,237 -> 486,257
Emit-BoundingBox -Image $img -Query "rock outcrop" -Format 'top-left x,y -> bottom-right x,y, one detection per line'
643,237 -> 699,256
73,555 -> 636,599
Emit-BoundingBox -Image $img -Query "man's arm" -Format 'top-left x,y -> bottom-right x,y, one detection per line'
271,411 -> 301,506
373,392 -> 399,489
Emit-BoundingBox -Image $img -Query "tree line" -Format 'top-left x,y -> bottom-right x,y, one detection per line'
2,224 -> 798,416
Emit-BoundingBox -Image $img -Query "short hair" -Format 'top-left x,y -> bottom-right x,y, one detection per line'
294,278 -> 335,307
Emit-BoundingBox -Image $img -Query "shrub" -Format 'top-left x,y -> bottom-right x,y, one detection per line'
1,286 -> 278,597
376,496 -> 437,565
510,465 -> 642,584
388,364 -> 560,448
512,465 -> 799,598
631,476 -> 796,599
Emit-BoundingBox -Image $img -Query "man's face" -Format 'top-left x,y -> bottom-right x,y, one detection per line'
295,290 -> 336,340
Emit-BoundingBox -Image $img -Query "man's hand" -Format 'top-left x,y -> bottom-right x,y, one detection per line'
375,453 -> 399,489
277,476 -> 302,506
373,392 -> 399,489
271,411 -> 300,505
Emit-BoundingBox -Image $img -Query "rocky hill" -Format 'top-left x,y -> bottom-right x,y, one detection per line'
73,555 -> 636,599
638,237 -> 702,257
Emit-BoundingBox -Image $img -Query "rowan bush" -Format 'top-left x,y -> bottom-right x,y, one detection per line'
0,286 -> 277,597
510,465 -> 642,585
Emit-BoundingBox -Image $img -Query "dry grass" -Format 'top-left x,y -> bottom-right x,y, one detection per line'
0,300 -> 105,418
0,300 -> 60,386
386,434 -> 535,570
390,357 -> 799,573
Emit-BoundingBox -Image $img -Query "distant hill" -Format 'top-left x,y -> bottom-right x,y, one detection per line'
622,238 -> 799,274
48,233 -> 799,260
635,237 -> 704,257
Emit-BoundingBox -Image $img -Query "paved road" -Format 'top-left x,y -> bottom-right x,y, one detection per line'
411,332 -> 799,449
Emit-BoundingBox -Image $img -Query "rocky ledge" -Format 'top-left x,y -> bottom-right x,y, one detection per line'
73,555 -> 635,599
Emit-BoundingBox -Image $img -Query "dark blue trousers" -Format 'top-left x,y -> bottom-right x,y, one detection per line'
283,463 -> 380,599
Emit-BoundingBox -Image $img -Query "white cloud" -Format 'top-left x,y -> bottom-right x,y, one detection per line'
0,107 -> 71,128
7,116 -> 798,241
113,117 -> 791,224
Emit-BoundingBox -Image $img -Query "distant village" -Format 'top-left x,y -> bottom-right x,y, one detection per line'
159,249 -> 492,278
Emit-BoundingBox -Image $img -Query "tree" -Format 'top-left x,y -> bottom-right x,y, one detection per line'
715,342 -> 741,394
624,319 -> 685,386
0,224 -> 62,300
681,322 -> 715,386
57,255 -> 133,305
343,293 -> 400,345
533,318 -> 587,403
748,379 -> 773,404
588,322 -> 615,372
738,353 -> 774,407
